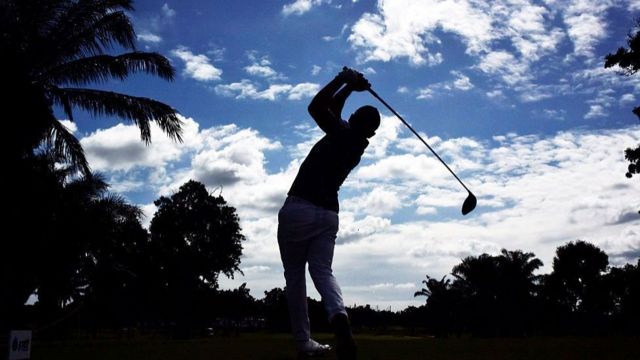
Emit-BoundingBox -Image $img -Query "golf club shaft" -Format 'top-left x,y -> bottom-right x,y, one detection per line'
367,88 -> 472,194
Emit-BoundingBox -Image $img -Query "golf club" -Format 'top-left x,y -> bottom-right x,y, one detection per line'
367,88 -> 477,215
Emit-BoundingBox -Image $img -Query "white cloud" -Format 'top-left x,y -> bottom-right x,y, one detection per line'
59,120 -> 77,134
288,83 -> 321,100
161,3 -> 176,18
486,89 -> 505,99
452,71 -> 473,90
140,203 -> 157,229
477,51 -> 531,86
243,54 -> 285,80
585,104 -> 607,119
215,80 -> 319,101
137,32 -> 162,44
311,65 -> 322,76
541,109 -> 567,121
417,88 -> 434,100
348,0 -> 568,67
282,0 -> 330,16
346,0 -> 634,104
583,88 -> 616,119
620,93 -> 636,104
343,187 -> 404,216
349,0 -> 491,66
323,24 -> 350,42
171,47 -> 223,82
416,71 -> 474,99
207,47 -> 226,62
362,67 -> 377,75
245,63 -> 279,78
86,114 -> 640,310
81,115 -> 200,172
559,0 -> 613,59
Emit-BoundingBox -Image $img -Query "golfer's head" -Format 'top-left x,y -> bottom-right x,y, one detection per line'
348,105 -> 380,138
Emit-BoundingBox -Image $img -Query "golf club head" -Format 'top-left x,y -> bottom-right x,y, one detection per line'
461,192 -> 477,215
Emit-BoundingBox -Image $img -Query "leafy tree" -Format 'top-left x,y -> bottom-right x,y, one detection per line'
451,253 -> 501,336
417,249 -> 543,336
80,195 -> 151,329
262,287 -> 290,332
0,155 -> 149,332
604,260 -> 640,333
604,19 -> 640,180
149,180 -> 245,336
34,172 -> 150,328
1,0 -> 182,175
545,241 -> 609,316
1,156 -> 64,330
414,275 -> 462,337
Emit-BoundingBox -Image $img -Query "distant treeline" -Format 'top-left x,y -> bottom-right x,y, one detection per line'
2,156 -> 638,340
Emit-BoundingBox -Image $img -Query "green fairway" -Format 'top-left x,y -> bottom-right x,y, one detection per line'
14,333 -> 640,360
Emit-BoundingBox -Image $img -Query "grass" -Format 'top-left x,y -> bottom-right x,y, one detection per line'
12,333 -> 640,360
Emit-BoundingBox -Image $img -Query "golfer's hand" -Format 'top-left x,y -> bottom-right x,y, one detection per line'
338,67 -> 370,92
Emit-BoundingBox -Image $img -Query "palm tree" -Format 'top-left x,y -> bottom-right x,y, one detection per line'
2,0 -> 182,175
414,275 -> 461,336
449,251 -> 543,336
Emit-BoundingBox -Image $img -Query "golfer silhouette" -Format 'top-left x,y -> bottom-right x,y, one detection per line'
277,67 -> 380,359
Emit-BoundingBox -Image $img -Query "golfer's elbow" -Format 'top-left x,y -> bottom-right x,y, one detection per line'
308,102 -> 323,120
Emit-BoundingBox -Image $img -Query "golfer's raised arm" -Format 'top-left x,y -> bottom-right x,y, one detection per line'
329,82 -> 353,121
308,75 -> 345,134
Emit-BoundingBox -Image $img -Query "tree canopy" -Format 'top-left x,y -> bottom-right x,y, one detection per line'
1,0 -> 182,175
605,19 -> 640,180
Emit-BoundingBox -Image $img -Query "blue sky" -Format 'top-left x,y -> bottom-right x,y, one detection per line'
61,0 -> 640,309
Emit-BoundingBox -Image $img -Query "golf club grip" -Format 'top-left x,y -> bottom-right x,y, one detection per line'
367,88 -> 471,194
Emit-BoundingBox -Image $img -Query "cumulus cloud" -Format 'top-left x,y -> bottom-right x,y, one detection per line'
83,114 -> 640,310
288,83 -> 321,100
416,71 -> 475,99
137,32 -> 162,44
215,80 -> 319,101
558,0 -> 612,59
81,115 -> 200,172
584,89 -> 616,119
486,89 -> 505,100
59,120 -> 77,134
282,0 -> 331,16
171,46 -> 223,82
620,93 -> 636,104
347,0 -> 634,104
323,24 -> 350,42
348,0 -> 566,66
343,187 -> 404,217
244,53 -> 285,80
161,3 -> 176,18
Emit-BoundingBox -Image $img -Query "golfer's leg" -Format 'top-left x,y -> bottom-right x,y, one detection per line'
277,197 -> 314,343
308,210 -> 347,320
279,240 -> 310,342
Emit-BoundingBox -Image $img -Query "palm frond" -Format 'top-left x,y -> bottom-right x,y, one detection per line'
41,52 -> 175,86
96,194 -> 144,221
47,10 -> 136,67
42,119 -> 91,176
46,0 -> 134,46
65,172 -> 109,198
50,87 -> 183,143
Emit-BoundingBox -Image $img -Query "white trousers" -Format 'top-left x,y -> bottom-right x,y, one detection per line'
277,196 -> 347,342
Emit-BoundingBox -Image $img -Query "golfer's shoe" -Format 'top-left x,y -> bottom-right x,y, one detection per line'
297,339 -> 332,358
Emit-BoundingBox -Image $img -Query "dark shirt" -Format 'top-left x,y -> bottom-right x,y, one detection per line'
288,120 -> 369,213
